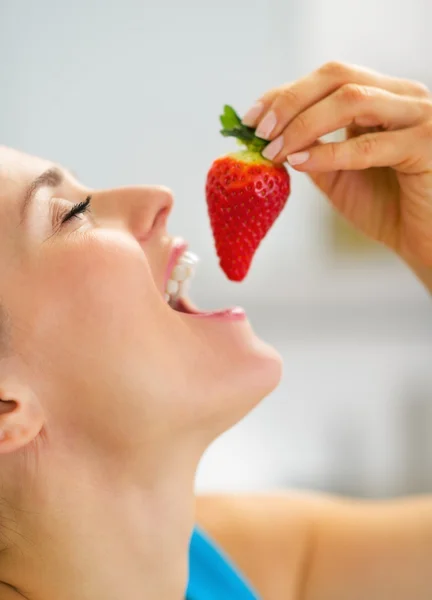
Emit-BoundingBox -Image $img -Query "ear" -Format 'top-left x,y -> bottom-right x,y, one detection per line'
0,370 -> 44,454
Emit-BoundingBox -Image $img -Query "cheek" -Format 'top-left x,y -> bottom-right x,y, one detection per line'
18,231 -> 162,364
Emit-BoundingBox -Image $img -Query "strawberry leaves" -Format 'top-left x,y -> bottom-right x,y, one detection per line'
219,105 -> 242,130
219,105 -> 268,153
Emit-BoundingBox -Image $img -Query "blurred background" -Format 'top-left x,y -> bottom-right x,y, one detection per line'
1,0 -> 432,498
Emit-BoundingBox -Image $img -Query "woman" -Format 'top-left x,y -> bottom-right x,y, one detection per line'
0,61 -> 431,600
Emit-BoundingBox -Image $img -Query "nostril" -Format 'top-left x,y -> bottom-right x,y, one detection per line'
132,186 -> 173,242
153,206 -> 170,231
137,206 -> 171,243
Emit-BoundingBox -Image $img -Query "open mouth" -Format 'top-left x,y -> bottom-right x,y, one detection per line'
164,248 -> 200,313
163,239 -> 245,320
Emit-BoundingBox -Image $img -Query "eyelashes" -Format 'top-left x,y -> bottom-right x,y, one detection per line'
60,195 -> 92,225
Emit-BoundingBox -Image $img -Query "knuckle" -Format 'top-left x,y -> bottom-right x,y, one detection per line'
319,61 -> 349,80
279,85 -> 300,107
354,134 -> 378,161
291,111 -> 309,134
338,83 -> 370,105
328,142 -> 340,163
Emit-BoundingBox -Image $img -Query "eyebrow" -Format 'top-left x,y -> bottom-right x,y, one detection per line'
20,167 -> 64,224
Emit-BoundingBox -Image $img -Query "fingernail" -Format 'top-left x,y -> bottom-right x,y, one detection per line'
287,151 -> 310,166
262,135 -> 284,160
255,111 -> 277,139
242,102 -> 264,126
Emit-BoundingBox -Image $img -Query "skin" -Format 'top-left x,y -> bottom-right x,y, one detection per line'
0,146 -> 282,599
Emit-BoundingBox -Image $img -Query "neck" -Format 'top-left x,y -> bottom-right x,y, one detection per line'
0,435 -> 202,600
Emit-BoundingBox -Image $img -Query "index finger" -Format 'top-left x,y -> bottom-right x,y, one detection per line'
242,62 -> 429,141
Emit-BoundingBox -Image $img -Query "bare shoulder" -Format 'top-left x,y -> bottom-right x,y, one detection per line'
195,493 -> 314,600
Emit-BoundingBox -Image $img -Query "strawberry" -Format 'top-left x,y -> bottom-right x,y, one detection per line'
205,105 -> 290,282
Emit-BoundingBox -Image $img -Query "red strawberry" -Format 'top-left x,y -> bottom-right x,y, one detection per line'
205,105 -> 290,282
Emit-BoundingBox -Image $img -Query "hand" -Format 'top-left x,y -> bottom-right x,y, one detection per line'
242,62 -> 432,281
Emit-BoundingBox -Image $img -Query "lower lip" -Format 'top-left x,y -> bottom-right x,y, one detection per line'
176,298 -> 246,321
166,240 -> 246,321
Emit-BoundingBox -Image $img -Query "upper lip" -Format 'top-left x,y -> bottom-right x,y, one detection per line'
164,237 -> 188,288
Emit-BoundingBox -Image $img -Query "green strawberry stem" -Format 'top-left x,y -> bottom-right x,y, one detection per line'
219,105 -> 269,154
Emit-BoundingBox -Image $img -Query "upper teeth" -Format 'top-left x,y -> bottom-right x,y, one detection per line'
165,251 -> 199,305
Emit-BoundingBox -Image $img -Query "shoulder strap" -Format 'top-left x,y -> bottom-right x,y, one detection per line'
186,526 -> 260,599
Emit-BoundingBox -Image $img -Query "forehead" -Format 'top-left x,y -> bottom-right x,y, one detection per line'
0,146 -> 52,210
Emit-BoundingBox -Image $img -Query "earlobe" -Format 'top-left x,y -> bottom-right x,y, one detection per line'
0,382 -> 44,454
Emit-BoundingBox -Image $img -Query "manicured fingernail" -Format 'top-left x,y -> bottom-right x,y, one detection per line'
242,102 -> 264,126
262,135 -> 284,160
287,151 -> 310,166
255,111 -> 277,139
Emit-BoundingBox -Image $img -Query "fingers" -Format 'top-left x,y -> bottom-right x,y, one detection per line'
285,121 -> 432,174
242,61 -> 430,141
260,85 -> 432,163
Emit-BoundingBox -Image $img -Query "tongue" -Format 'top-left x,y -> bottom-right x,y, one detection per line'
174,297 -> 202,314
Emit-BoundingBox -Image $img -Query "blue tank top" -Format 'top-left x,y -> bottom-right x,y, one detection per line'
186,526 -> 260,599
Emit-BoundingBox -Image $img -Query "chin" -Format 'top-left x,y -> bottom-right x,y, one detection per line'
163,241 -> 283,425
208,329 -> 284,432
238,333 -> 283,404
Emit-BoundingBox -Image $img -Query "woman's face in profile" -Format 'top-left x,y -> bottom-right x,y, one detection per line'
0,146 -> 281,453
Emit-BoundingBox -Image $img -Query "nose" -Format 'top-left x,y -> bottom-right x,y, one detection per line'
94,185 -> 174,241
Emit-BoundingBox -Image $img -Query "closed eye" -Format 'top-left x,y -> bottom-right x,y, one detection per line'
61,195 -> 92,225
